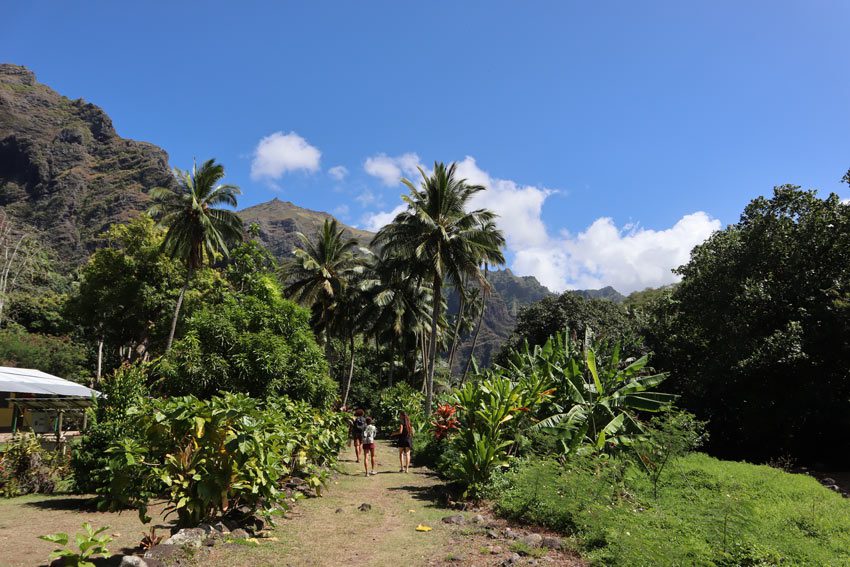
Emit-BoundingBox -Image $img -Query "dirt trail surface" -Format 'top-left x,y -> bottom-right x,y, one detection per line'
0,441 -> 582,566
207,440 -> 582,567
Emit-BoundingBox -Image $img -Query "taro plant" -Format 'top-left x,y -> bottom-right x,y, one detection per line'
528,328 -> 676,456
106,392 -> 347,527
38,522 -> 112,567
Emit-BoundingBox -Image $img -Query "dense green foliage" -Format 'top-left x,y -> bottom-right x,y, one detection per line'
494,453 -> 850,566
646,187 -> 850,464
158,287 -> 334,406
0,324 -> 87,382
106,392 -> 348,527
498,292 -> 641,365
71,363 -> 150,494
527,330 -> 674,456
433,329 -> 674,497
372,382 -> 425,435
66,215 -> 182,366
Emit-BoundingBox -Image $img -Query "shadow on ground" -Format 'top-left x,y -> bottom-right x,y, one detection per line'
387,482 -> 455,508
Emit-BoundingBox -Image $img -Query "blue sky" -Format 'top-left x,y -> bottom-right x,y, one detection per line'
4,1 -> 849,292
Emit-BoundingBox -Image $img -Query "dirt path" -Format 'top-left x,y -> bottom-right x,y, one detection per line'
206,440 -> 581,567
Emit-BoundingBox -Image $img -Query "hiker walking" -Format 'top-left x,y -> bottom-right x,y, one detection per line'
362,417 -> 378,476
349,408 -> 366,463
392,411 -> 413,473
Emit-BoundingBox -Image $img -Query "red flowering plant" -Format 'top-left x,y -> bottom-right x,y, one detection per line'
431,403 -> 460,440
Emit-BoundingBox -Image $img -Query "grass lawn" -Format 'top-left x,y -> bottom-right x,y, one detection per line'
494,452 -> 850,566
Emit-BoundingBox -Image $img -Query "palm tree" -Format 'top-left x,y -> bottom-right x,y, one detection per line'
283,218 -> 367,345
148,159 -> 243,350
373,162 -> 505,414
363,255 -> 433,386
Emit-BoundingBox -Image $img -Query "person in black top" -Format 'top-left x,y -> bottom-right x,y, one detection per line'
348,408 -> 366,463
391,411 -> 413,472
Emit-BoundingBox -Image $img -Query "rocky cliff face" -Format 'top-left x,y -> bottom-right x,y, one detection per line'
0,64 -> 172,267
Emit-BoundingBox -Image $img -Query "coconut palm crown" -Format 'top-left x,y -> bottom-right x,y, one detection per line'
147,158 -> 243,350
283,218 -> 367,341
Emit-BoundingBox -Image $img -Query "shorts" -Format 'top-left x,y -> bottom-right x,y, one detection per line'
362,442 -> 375,452
396,436 -> 413,449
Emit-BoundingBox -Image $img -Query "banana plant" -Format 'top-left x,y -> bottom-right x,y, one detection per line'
528,328 -> 676,455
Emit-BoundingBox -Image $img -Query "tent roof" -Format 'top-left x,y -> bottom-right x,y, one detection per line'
0,367 -> 99,398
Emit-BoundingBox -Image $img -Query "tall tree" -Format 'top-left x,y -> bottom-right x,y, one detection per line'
649,185 -> 850,465
147,159 -> 243,350
373,162 -> 505,414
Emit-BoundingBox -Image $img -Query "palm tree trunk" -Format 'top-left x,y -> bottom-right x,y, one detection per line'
420,330 -> 429,394
463,267 -> 489,382
341,333 -> 355,408
446,285 -> 466,379
462,295 -> 486,382
94,336 -> 104,388
425,276 -> 441,416
387,338 -> 394,388
166,266 -> 193,351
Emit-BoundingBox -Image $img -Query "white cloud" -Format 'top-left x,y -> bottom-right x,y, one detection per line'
328,165 -> 348,181
454,156 -> 553,251
359,154 -> 719,294
250,131 -> 321,182
355,190 -> 379,207
362,204 -> 406,232
513,213 -> 720,293
364,152 -> 421,186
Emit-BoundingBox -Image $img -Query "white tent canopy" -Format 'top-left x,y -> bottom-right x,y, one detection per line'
0,367 -> 99,397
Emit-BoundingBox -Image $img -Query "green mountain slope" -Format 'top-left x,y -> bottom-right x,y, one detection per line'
238,198 -> 372,258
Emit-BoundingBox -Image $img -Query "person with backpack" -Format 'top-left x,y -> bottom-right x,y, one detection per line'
361,417 -> 378,476
391,411 -> 414,473
349,409 -> 366,463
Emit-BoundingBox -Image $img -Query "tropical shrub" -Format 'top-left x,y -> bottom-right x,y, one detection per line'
430,403 -> 459,440
0,433 -> 69,497
443,372 -> 554,498
157,290 -> 335,407
372,382 -> 425,435
39,522 -> 112,567
527,329 -> 675,456
634,410 -> 708,498
71,363 -> 149,494
106,392 -> 346,527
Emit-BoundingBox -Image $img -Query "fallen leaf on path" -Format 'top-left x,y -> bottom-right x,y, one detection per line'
415,524 -> 432,532
408,509 -> 416,513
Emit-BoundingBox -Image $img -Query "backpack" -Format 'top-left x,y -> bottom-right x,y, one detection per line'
353,416 -> 366,437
